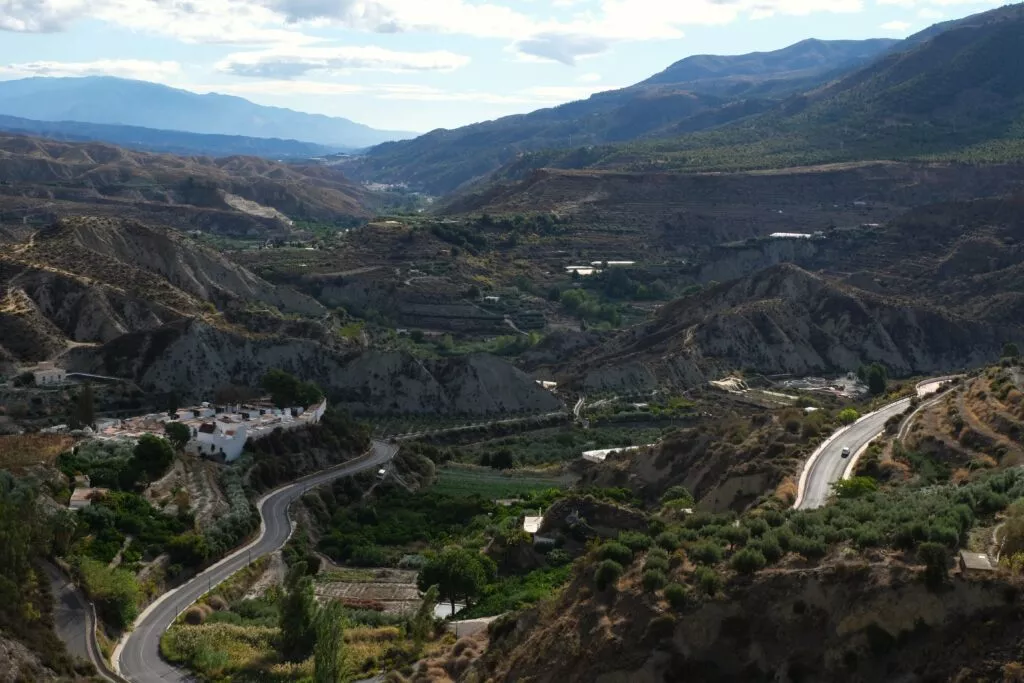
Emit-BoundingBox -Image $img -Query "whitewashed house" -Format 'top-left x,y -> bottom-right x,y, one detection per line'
33,362 -> 66,386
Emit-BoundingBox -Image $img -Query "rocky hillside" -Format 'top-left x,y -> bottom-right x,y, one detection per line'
566,264 -> 1010,393
474,559 -> 1024,683
0,132 -> 372,224
447,162 -> 1024,252
65,319 -> 562,415
0,216 -> 325,353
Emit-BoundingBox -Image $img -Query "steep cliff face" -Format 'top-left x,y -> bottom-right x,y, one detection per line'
569,264 -> 1009,393
66,319 -> 563,416
475,562 -> 1024,683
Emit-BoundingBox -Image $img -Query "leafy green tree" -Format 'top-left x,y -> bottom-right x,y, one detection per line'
314,601 -> 346,683
642,568 -> 667,591
1003,343 -> 1020,359
78,557 -> 139,629
661,485 -> 694,506
694,566 -> 723,595
133,434 -> 175,480
73,383 -> 95,429
164,421 -> 191,450
411,584 -> 439,646
730,548 -> 767,575
594,559 -> 623,591
832,476 -> 878,500
490,449 -> 516,471
261,370 -> 324,409
838,408 -> 860,425
918,542 -> 948,590
664,583 -> 689,610
597,541 -> 634,566
418,546 -> 491,613
859,363 -> 889,396
690,541 -> 724,565
280,562 -> 317,661
166,391 -> 180,416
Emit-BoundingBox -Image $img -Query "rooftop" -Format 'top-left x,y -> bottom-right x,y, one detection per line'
959,550 -> 996,571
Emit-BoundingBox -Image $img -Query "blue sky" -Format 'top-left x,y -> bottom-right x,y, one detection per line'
0,0 -> 1010,133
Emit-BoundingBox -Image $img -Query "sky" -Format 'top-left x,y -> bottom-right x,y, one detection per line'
0,0 -> 1012,133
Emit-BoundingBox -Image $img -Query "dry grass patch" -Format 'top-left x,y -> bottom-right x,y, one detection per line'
0,434 -> 75,469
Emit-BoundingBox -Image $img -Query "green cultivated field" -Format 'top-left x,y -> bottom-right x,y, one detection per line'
432,465 -> 568,499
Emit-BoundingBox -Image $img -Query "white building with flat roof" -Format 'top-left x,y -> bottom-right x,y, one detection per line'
32,362 -> 66,386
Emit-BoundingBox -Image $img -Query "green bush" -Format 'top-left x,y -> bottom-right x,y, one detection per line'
77,557 -> 139,629
644,555 -> 670,574
642,568 -> 668,591
838,408 -> 860,425
546,549 -> 571,566
660,485 -> 694,505
754,533 -> 784,563
617,531 -> 653,552
689,541 -> 724,565
655,531 -> 681,551
664,582 -> 689,610
594,560 -> 624,591
694,566 -> 723,596
597,541 -> 634,566
730,548 -> 767,575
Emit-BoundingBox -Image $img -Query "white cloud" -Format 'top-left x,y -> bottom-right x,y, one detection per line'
577,72 -> 601,83
0,58 -> 181,79
0,0 -> 90,32
881,19 -> 911,31
188,79 -> 367,96
217,45 -> 470,78
513,32 -> 609,66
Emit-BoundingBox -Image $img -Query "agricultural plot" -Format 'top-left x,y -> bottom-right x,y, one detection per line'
314,568 -> 421,615
432,465 -> 568,499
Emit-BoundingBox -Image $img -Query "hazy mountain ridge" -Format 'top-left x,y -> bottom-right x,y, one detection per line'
0,113 -> 344,159
0,77 -> 414,148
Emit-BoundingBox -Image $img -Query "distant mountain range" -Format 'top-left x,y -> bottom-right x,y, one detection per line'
0,77 -> 414,150
342,4 -> 1024,195
339,37 -> 902,194
495,3 -> 1024,178
0,114 -> 343,159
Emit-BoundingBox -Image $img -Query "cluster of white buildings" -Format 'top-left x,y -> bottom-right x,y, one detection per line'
95,398 -> 327,463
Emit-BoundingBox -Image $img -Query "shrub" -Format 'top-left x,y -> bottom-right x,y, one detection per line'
594,560 -> 624,591
791,535 -> 827,560
730,548 -> 767,575
661,485 -> 694,505
617,531 -> 653,552
918,542 -> 948,590
546,549 -> 571,566
597,541 -> 634,566
664,582 -> 689,610
206,595 -> 228,612
642,568 -> 668,591
644,555 -> 670,574
754,533 -> 783,563
694,566 -> 723,596
645,614 -> 677,641
689,541 -> 724,565
655,531 -> 681,551
838,408 -> 860,425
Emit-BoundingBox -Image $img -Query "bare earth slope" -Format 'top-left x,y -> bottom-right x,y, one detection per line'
567,264 -> 1009,393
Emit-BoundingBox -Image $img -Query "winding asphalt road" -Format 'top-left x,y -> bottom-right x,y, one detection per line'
117,441 -> 397,683
796,379 -> 954,510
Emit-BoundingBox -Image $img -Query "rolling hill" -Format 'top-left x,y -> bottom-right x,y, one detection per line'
0,77 -> 414,149
0,114 -> 342,159
339,38 -> 899,194
0,132 -> 373,228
